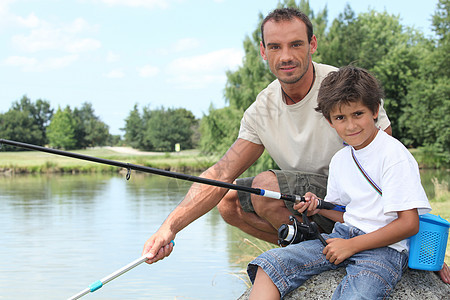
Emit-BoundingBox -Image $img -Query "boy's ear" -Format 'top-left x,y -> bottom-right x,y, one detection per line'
374,104 -> 380,120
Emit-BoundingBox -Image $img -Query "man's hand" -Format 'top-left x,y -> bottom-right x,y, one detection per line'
142,229 -> 175,264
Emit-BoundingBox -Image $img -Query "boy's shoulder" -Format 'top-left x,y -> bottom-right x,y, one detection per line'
331,131 -> 414,164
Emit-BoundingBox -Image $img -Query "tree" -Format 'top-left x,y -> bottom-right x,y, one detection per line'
318,7 -> 426,139
142,107 -> 197,152
46,106 -> 77,149
400,0 -> 450,166
122,104 -> 144,148
0,96 -> 53,149
122,105 -> 198,152
199,105 -> 242,155
73,102 -> 110,148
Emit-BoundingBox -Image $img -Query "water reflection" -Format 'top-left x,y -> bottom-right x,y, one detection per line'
0,174 -> 248,300
0,170 -> 447,299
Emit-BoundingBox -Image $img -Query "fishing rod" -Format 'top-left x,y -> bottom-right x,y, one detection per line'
0,139 -> 344,212
1,138 -> 345,298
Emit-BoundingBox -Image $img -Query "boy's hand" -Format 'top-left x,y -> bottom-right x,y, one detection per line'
293,192 -> 321,216
323,238 -> 357,265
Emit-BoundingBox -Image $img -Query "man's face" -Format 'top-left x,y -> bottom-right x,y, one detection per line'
260,18 -> 317,85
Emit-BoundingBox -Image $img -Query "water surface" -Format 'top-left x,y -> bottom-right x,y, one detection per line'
0,174 -> 251,300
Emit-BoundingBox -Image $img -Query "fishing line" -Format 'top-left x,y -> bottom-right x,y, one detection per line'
0,139 -> 344,211
0,138 -> 345,299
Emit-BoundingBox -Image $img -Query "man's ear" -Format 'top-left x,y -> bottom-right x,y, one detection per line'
260,41 -> 267,61
309,35 -> 318,55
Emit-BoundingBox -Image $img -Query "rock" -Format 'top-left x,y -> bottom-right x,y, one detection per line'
238,268 -> 450,299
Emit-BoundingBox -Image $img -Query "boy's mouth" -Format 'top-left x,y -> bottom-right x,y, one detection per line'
347,130 -> 362,137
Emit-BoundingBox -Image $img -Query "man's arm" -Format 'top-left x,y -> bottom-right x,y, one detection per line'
142,138 -> 265,263
324,209 -> 419,265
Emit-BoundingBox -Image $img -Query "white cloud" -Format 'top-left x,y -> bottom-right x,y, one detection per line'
168,48 -> 243,73
98,0 -> 170,9
105,69 -> 125,78
4,54 -> 79,72
11,17 -> 101,53
4,56 -> 38,68
173,38 -> 201,52
166,48 -> 244,88
137,65 -> 159,77
15,12 -> 40,28
106,51 -> 120,63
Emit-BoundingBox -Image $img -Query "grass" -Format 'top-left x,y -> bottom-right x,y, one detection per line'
0,147 -> 219,174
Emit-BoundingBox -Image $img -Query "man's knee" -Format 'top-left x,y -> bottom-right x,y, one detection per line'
217,190 -> 241,225
252,171 -> 279,191
251,171 -> 283,216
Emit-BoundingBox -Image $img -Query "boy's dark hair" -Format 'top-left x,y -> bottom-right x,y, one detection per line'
261,7 -> 313,47
315,66 -> 384,122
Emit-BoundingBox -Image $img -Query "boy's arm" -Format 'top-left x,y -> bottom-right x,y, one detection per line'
324,209 -> 419,265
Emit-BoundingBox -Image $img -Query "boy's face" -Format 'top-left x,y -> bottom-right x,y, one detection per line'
328,101 -> 379,150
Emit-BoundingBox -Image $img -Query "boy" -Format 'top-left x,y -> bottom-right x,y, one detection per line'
247,66 -> 432,299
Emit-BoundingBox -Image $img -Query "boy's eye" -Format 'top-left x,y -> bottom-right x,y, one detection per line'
334,116 -> 344,121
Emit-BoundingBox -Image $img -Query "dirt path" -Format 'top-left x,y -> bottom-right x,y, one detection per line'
104,146 -> 164,156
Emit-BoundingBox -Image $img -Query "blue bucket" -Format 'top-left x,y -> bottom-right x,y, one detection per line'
408,213 -> 450,271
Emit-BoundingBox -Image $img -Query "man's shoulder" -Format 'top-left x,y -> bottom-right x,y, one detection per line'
253,79 -> 281,104
314,62 -> 338,77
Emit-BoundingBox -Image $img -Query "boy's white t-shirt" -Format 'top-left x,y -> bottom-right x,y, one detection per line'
238,62 -> 391,176
325,130 -> 432,252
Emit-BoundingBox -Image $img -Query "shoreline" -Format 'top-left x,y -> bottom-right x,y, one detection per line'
0,147 -> 217,175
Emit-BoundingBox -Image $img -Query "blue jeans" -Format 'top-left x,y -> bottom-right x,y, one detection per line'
247,223 -> 408,299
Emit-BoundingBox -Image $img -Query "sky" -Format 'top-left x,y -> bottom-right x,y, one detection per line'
0,0 -> 439,135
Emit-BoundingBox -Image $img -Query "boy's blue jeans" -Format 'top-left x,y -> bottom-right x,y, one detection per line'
247,223 -> 408,299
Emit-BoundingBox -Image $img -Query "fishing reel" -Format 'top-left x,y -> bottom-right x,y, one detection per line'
277,211 -> 324,247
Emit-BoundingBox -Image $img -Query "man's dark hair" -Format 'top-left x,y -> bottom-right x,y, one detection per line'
261,7 -> 313,47
315,66 -> 384,122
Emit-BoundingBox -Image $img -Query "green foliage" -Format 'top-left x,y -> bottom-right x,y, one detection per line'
199,105 -> 242,155
46,106 -> 77,149
0,96 -> 53,150
224,13 -> 274,111
123,104 -> 144,148
122,105 -> 198,152
73,102 -> 110,148
199,0 -> 449,169
400,0 -> 449,167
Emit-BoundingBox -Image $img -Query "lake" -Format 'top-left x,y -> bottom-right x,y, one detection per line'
0,173 -> 258,300
0,170 -> 448,299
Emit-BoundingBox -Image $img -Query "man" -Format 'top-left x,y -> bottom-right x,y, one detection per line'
142,7 -> 392,262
